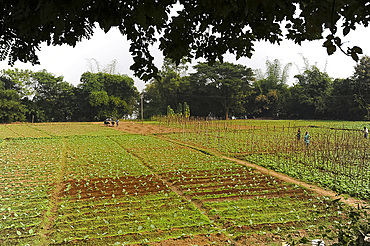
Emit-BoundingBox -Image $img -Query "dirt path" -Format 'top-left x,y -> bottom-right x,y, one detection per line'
110,121 -> 367,208
95,121 -> 176,135
222,156 -> 366,207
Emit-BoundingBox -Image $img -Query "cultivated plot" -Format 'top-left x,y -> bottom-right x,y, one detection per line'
0,138 -> 63,245
0,123 -> 344,245
113,135 -> 338,240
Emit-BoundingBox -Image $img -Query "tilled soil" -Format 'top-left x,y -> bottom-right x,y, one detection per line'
93,121 -> 366,245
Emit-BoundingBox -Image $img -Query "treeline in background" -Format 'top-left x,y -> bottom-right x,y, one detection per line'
1,56 -> 369,123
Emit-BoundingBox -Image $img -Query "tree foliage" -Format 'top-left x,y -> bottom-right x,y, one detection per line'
0,69 -> 34,97
0,89 -> 26,123
289,66 -> 333,119
329,78 -> 360,120
143,58 -> 189,118
77,72 -> 139,120
1,57 -> 369,122
252,59 -> 291,117
351,55 -> 370,120
142,58 -> 369,120
32,70 -> 76,122
1,0 -> 368,80
0,69 -> 140,122
188,62 -> 253,119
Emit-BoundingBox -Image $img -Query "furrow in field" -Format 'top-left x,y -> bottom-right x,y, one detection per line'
48,135 -> 216,245
112,134 -> 338,241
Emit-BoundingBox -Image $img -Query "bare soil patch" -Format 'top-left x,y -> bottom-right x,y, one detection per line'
95,121 -> 176,135
60,175 -> 170,201
133,232 -> 239,246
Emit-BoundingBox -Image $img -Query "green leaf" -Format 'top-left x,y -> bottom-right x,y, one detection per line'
352,46 -> 363,54
16,230 -> 22,236
29,228 -> 34,234
343,26 -> 351,36
334,37 -> 341,46
351,52 -> 359,61
299,237 -> 310,243
327,45 -> 336,55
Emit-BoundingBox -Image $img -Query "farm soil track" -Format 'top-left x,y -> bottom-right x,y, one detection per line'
100,121 -> 366,245
98,121 -> 176,135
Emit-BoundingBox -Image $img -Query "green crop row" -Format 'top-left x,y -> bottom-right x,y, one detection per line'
48,134 -> 219,244
111,134 -> 237,173
0,122 -> 124,139
158,119 -> 370,201
0,123 -> 349,245
53,192 -> 212,244
112,134 -> 338,242
0,137 -> 65,245
245,153 -> 370,200
64,135 -> 150,180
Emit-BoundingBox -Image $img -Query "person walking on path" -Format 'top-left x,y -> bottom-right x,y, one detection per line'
116,119 -> 119,127
363,127 -> 368,139
296,128 -> 301,140
304,131 -> 311,148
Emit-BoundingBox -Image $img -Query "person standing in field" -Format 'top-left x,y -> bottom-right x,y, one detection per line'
116,119 -> 119,127
363,127 -> 368,139
296,128 -> 301,140
304,131 -> 310,148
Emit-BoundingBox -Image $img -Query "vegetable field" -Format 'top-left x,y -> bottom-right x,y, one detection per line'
0,122 -> 357,245
158,118 -> 370,201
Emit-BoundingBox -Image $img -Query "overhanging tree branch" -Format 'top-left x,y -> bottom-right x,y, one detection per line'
1,0 -> 369,80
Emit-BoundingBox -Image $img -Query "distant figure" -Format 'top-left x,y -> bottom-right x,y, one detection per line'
111,121 -> 115,127
104,120 -> 109,126
116,119 -> 119,126
363,127 -> 368,139
296,128 -> 301,140
304,132 -> 311,148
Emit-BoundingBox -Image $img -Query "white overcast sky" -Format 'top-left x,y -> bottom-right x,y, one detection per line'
1,24 -> 369,92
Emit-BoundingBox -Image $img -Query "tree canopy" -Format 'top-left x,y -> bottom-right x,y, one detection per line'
0,69 -> 139,123
1,55 -> 369,122
32,70 -> 76,122
188,62 -> 253,119
77,72 -> 139,121
1,0 -> 368,80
